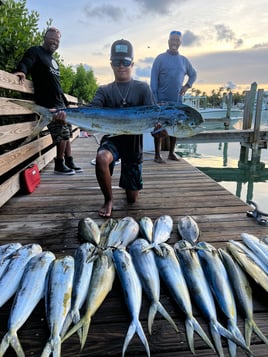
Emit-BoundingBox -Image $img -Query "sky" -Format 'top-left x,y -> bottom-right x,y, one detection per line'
25,0 -> 268,94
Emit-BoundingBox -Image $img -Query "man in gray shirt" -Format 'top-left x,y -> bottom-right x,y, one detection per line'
150,30 -> 197,163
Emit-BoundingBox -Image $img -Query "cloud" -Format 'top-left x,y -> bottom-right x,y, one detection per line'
133,0 -> 178,14
182,30 -> 201,47
84,4 -> 126,22
214,24 -> 243,48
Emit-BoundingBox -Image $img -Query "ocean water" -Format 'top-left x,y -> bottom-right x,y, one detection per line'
177,111 -> 268,214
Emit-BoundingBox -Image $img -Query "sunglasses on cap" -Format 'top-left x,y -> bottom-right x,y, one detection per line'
111,59 -> 132,67
170,31 -> 182,36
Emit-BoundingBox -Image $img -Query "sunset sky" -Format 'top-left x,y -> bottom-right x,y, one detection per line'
26,0 -> 268,94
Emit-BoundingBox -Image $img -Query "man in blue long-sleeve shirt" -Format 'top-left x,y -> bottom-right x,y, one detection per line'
150,30 -> 197,163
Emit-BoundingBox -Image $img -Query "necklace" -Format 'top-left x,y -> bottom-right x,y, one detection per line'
115,81 -> 131,106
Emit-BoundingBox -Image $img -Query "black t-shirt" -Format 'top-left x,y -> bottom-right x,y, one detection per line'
16,46 -> 67,108
91,79 -> 154,163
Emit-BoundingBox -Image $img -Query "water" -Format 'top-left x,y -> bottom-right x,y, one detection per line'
177,111 -> 268,214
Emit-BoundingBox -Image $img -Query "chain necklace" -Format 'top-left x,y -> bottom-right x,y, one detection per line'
115,81 -> 132,107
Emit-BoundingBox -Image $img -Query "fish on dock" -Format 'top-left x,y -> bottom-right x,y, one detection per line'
10,100 -> 204,144
154,242 -> 215,355
41,256 -> 75,357
139,216 -> 154,243
128,238 -> 178,335
112,246 -> 151,357
219,248 -> 268,348
0,251 -> 55,357
174,240 -> 249,357
196,241 -> 251,357
106,216 -> 140,248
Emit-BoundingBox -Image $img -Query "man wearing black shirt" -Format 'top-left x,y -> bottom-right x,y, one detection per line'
15,27 -> 82,175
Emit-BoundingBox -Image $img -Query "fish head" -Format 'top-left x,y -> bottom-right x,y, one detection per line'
169,104 -> 205,138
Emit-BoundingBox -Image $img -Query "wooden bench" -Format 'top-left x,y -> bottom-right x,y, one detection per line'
0,69 -> 80,207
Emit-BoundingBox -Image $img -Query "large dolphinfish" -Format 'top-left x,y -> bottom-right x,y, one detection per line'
10,100 -> 204,143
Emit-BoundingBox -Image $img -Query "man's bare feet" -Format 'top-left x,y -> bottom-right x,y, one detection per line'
154,156 -> 166,164
98,200 -> 113,217
168,153 -> 180,161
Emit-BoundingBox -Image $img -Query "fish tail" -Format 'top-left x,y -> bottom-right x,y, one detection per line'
209,321 -> 224,357
52,336 -> 61,357
10,332 -> 25,357
60,312 -> 72,339
122,320 -> 150,357
245,318 -> 253,348
40,341 -> 52,357
227,320 -> 253,356
156,301 -> 179,333
61,318 -> 85,343
184,318 -> 195,355
192,316 -> 215,353
80,319 -> 92,351
0,333 -> 11,357
148,302 -> 158,334
250,318 -> 268,345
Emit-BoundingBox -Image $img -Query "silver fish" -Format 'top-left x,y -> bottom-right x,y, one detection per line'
128,238 -> 178,335
228,239 -> 268,274
241,232 -> 268,266
11,100 -> 204,144
154,242 -> 215,355
196,241 -> 251,357
0,242 -> 22,279
62,250 -> 115,349
226,241 -> 268,293
139,216 -> 154,243
0,251 -> 55,357
143,215 -> 173,256
41,256 -> 74,357
177,216 -> 200,244
106,216 -> 139,248
60,243 -> 97,342
0,243 -> 42,308
78,217 -> 101,246
112,247 -> 150,357
219,248 -> 268,348
174,240 -> 249,357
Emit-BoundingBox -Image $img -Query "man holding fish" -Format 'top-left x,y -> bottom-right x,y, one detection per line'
91,39 -> 162,217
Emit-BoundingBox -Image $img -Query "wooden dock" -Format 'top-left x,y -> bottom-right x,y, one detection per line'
0,135 -> 268,357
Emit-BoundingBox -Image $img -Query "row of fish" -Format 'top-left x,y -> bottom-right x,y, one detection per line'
0,215 -> 267,356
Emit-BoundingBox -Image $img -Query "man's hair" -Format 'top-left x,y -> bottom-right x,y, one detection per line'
44,27 -> 61,38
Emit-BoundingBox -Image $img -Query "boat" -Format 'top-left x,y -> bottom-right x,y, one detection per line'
182,95 -> 243,130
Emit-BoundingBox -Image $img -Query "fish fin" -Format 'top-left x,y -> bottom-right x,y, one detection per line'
156,302 -> 179,333
250,318 -> 268,345
245,318 -> 253,348
80,318 -> 92,351
191,316 -> 215,352
60,312 -> 72,339
122,321 -> 136,357
51,335 -> 61,357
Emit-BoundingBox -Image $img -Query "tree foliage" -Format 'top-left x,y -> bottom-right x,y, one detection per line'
70,64 -> 98,103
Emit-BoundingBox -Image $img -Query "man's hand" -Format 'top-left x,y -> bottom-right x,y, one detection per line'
151,122 -> 168,138
50,110 -> 67,125
14,72 -> 26,84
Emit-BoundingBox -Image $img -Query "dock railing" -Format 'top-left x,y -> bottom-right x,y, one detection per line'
0,69 -> 80,207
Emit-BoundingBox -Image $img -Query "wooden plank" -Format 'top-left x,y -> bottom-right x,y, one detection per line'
0,69 -> 33,93
0,121 -> 36,145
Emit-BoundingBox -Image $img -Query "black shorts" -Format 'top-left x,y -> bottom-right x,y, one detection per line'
98,139 -> 143,191
47,121 -> 73,143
